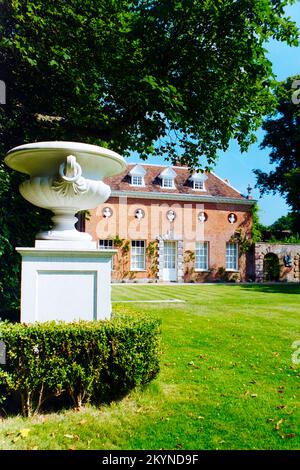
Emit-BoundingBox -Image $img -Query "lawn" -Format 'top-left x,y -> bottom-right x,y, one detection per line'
0,284 -> 299,450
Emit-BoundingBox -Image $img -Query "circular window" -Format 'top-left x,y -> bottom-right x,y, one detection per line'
102,207 -> 113,218
198,212 -> 208,223
228,213 -> 237,224
166,210 -> 176,222
135,208 -> 145,220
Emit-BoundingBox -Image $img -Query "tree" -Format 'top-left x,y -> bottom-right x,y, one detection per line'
1,1 -> 299,165
254,75 -> 300,233
0,0 -> 299,315
269,213 -> 297,232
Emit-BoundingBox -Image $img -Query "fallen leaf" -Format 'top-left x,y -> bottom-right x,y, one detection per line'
79,420 -> 87,426
64,434 -> 74,439
275,419 -> 283,431
251,394 -> 258,398
286,433 -> 296,439
19,428 -> 31,438
198,416 -> 205,420
12,437 -> 21,443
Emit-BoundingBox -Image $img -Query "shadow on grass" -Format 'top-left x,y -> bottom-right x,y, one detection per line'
0,382 -> 152,420
223,282 -> 300,295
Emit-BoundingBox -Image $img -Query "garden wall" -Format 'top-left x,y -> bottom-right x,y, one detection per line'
255,242 -> 300,282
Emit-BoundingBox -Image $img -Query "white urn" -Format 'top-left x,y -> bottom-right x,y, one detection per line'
5,141 -> 126,241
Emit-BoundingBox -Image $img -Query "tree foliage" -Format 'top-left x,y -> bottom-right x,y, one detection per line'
0,0 -> 299,314
1,0 -> 299,165
268,212 -> 297,232
254,75 -> 300,232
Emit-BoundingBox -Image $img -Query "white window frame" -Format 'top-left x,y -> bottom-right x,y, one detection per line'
226,242 -> 239,271
131,240 -> 146,271
99,239 -> 113,250
99,239 -> 114,269
162,177 -> 175,188
129,164 -> 146,187
189,172 -> 207,191
195,241 -> 209,271
131,175 -> 144,186
193,180 -> 205,191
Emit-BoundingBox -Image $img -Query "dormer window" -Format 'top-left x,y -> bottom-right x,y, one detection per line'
159,167 -> 176,189
193,180 -> 204,190
162,177 -> 175,188
132,175 -> 143,186
129,165 -> 146,187
189,172 -> 207,191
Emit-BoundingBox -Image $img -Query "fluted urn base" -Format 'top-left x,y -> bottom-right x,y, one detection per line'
36,209 -> 92,241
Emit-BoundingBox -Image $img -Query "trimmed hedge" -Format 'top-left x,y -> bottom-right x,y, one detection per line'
0,314 -> 161,416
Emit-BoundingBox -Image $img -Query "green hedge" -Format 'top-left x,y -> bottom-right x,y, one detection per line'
0,314 -> 161,416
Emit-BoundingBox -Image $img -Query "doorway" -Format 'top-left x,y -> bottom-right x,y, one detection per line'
263,253 -> 280,281
163,241 -> 177,281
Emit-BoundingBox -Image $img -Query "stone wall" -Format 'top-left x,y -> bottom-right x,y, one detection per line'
255,243 -> 300,282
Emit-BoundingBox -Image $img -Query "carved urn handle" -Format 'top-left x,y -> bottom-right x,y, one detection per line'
52,155 -> 87,196
59,155 -> 82,182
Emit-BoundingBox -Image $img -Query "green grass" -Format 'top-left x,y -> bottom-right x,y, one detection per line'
0,284 -> 299,450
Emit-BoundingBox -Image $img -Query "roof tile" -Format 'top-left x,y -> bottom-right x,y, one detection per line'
104,164 -> 245,199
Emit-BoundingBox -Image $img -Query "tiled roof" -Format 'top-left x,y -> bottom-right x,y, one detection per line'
105,164 -> 246,200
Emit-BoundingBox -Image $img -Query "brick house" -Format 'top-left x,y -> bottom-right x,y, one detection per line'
85,163 -> 255,282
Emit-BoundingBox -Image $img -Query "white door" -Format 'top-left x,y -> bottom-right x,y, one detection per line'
163,241 -> 177,281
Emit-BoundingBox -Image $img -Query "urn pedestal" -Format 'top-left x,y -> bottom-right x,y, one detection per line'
17,243 -> 116,322
5,141 -> 126,323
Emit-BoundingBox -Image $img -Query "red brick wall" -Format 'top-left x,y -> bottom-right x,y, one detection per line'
86,197 -> 253,281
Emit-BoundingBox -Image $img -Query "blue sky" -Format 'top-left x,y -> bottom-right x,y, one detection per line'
128,2 -> 300,226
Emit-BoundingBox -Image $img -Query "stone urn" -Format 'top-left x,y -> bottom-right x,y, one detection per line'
5,141 -> 126,241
